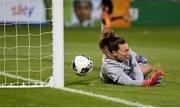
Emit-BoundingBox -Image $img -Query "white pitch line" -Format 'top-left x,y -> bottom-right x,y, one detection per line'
60,87 -> 152,107
0,71 -> 152,107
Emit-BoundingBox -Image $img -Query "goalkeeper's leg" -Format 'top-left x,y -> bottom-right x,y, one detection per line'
136,55 -> 153,76
140,64 -> 154,76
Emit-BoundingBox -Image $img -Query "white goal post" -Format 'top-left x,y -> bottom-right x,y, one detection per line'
49,0 -> 64,88
0,0 -> 64,88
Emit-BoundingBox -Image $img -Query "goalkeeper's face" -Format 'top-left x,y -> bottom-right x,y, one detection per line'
112,43 -> 130,61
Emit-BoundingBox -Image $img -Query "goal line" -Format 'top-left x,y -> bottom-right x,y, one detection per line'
0,71 -> 48,88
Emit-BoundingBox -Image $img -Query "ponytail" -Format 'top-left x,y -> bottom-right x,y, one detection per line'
100,29 -> 117,40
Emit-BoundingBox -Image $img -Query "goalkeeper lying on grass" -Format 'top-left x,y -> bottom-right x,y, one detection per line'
99,27 -> 164,86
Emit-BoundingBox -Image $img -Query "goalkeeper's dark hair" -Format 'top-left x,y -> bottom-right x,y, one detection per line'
99,31 -> 126,59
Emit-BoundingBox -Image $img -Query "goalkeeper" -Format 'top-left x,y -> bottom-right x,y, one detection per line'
99,27 -> 164,86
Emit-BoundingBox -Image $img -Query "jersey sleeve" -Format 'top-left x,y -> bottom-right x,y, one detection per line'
103,60 -> 144,86
130,49 -> 144,81
130,57 -> 144,81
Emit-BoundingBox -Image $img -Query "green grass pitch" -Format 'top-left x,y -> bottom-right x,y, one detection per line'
0,25 -> 180,106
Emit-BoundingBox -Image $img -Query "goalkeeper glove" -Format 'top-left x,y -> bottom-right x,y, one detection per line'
143,71 -> 164,86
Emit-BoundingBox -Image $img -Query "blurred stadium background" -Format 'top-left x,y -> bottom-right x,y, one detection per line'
64,0 -> 180,27
0,0 -> 180,107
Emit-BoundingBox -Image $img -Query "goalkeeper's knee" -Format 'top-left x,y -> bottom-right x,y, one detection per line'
137,55 -> 147,64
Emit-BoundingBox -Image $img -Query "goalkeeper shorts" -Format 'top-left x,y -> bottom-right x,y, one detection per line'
137,55 -> 147,64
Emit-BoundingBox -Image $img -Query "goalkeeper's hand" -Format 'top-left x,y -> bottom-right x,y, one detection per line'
143,71 -> 164,86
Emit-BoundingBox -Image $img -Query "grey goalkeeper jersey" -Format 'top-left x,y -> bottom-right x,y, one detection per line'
100,50 -> 144,86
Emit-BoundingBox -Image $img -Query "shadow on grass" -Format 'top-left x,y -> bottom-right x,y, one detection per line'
65,76 -> 99,86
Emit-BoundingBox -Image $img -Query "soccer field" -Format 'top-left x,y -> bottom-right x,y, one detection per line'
64,26 -> 180,106
0,26 -> 180,106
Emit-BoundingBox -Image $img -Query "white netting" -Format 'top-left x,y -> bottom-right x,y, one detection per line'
0,0 -> 53,87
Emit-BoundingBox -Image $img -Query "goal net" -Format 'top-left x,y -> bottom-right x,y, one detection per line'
0,0 -> 63,88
